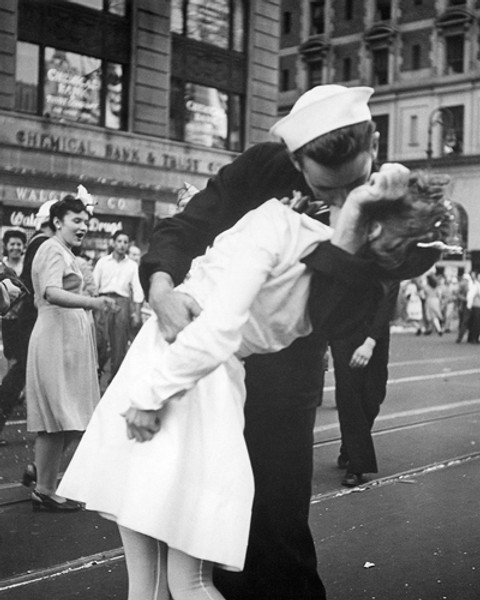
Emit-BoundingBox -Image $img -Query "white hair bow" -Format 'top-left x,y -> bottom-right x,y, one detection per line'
76,185 -> 96,215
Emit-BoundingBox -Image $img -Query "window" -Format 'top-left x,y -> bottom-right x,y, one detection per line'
409,115 -> 419,145
15,43 -> 126,129
373,114 -> 389,162
281,69 -> 291,92
170,80 -> 243,151
412,44 -> 421,70
445,35 -> 464,74
309,60 -> 323,87
372,48 -> 389,84
64,0 -> 127,16
17,0 -> 130,129
375,0 -> 391,21
283,11 -> 292,35
442,105 -> 463,156
345,0 -> 353,20
310,1 -> 325,35
343,57 -> 352,81
171,0 -> 246,52
15,42 -> 39,114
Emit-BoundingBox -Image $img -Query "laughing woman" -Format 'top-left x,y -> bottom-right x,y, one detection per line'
25,195 -> 116,512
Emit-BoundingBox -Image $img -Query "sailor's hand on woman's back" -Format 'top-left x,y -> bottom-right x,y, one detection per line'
148,272 -> 202,343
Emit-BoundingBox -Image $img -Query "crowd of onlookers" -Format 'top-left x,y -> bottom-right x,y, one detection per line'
0,219 -> 145,447
399,269 -> 480,343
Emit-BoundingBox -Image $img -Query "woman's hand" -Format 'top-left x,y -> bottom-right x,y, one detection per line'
121,407 -> 163,442
91,296 -> 118,312
149,273 -> 202,342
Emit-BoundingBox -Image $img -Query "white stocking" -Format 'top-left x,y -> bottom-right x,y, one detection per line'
167,547 -> 226,600
118,525 -> 170,600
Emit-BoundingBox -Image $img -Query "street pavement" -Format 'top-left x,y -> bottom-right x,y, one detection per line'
0,331 -> 479,599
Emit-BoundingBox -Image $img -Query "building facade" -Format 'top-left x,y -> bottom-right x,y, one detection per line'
0,0 -> 281,256
278,0 -> 480,270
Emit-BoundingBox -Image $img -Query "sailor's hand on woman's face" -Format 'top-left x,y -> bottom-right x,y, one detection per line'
346,163 -> 410,207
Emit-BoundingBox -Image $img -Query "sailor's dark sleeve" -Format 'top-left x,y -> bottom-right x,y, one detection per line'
139,143 -> 297,293
367,281 -> 400,340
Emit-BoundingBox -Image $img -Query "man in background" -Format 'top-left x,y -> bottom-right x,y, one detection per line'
93,231 -> 144,380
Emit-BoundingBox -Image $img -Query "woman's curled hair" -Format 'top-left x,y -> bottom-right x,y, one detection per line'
365,170 -> 456,276
48,195 -> 89,229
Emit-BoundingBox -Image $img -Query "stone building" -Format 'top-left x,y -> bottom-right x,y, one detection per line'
0,0 -> 281,256
278,0 -> 480,270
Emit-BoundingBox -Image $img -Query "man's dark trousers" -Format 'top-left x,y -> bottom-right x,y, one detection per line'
213,343 -> 327,600
330,331 -> 389,474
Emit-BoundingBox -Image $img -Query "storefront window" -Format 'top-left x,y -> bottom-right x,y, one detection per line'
15,42 -> 39,114
15,43 -> 126,130
105,63 -> 124,129
44,48 -> 102,124
170,80 -> 243,150
171,0 -> 246,52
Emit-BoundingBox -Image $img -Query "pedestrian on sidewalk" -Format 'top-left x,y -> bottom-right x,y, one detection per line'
93,231 -> 144,381
25,193 -> 116,512
0,202 -> 55,446
331,280 -> 399,487
456,271 -> 472,343
1,229 -> 27,371
466,272 -> 480,343
424,273 -> 444,335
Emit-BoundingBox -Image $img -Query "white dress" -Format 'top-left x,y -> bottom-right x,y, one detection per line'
58,200 -> 332,572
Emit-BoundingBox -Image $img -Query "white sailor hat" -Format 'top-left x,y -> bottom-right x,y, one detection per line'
34,199 -> 58,229
270,85 -> 374,152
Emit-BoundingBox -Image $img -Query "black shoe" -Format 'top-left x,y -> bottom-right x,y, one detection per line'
342,472 -> 368,488
22,463 -> 37,488
31,490 -> 82,512
337,454 -> 350,469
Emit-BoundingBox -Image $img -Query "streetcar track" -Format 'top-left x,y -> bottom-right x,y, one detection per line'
313,404 -> 480,446
2,451 -> 480,594
310,451 -> 480,504
2,406 -> 479,508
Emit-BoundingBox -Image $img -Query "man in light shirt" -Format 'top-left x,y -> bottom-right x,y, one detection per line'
94,231 -> 144,380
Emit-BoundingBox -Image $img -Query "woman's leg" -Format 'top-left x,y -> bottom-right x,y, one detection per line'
168,548 -> 225,600
118,525 -> 169,600
34,431 -> 65,497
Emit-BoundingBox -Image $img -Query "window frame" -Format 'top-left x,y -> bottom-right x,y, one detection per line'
169,78 -> 244,152
16,0 -> 130,130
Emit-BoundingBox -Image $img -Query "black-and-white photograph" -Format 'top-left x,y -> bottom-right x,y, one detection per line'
0,1 -> 479,599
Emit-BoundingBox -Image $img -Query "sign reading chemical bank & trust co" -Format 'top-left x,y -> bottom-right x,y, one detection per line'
0,113 -> 232,176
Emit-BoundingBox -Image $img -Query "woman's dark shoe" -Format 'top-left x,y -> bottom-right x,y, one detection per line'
31,490 -> 81,512
342,472 -> 368,488
22,463 -> 37,488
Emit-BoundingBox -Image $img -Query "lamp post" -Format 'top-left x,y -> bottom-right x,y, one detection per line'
426,107 -> 454,170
